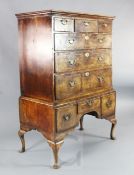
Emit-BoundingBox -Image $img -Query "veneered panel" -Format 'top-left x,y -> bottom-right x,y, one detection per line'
18,16 -> 53,102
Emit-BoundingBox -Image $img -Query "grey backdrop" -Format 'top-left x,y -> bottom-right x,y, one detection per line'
0,0 -> 134,175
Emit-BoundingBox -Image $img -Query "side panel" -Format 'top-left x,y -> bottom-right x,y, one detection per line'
18,16 -> 53,102
19,97 -> 55,140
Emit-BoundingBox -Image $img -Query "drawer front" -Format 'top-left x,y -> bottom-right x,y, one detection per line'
55,52 -> 83,73
55,33 -> 83,50
78,97 -> 100,114
82,68 -> 112,91
55,74 -> 81,100
88,34 -> 112,49
98,20 -> 112,33
54,17 -> 74,32
55,49 -> 111,73
101,92 -> 116,117
55,33 -> 112,50
75,19 -> 98,32
84,49 -> 112,69
56,104 -> 77,132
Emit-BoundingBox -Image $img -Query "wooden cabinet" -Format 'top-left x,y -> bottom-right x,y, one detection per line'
16,10 -> 117,169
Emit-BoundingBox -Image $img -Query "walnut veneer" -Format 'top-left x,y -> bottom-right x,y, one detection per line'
16,10 -> 117,169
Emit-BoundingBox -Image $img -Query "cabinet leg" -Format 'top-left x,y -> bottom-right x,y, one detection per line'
109,118 -> 117,140
18,129 -> 26,153
48,140 -> 64,169
79,116 -> 84,131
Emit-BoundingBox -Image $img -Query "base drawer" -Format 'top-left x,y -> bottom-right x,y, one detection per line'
78,97 -> 101,114
101,92 -> 116,117
56,104 -> 78,132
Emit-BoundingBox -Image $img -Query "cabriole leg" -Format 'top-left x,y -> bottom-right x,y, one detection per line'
18,129 -> 26,153
48,140 -> 64,169
79,116 -> 84,131
110,118 -> 117,140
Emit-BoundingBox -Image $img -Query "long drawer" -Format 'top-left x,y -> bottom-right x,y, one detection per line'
55,68 -> 112,100
55,49 -> 111,73
55,33 -> 112,50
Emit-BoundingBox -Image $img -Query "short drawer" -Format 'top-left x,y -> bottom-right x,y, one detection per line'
78,97 -> 100,114
55,74 -> 81,100
101,92 -> 116,117
55,33 -> 112,50
82,68 -> 112,91
54,17 -> 74,32
98,20 -> 112,33
56,104 -> 78,132
75,19 -> 98,32
55,49 -> 111,73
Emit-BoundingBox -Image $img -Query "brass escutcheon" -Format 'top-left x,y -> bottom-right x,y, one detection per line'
63,114 -> 71,121
61,19 -> 68,25
87,99 -> 94,107
69,80 -> 75,87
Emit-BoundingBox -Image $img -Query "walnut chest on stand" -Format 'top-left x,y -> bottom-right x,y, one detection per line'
16,10 -> 117,169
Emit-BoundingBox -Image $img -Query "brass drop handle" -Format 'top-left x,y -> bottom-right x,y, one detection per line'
63,114 -> 71,121
61,19 -> 68,25
98,56 -> 104,62
106,99 -> 112,108
87,99 -> 94,107
85,52 -> 90,58
68,39 -> 75,44
69,80 -> 75,87
68,59 -> 76,65
84,21 -> 90,26
98,38 -> 105,43
97,76 -> 104,84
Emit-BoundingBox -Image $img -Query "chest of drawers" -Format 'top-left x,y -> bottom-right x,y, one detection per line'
16,10 -> 117,169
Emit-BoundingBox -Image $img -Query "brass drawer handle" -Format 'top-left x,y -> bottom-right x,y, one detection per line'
63,114 -> 71,121
87,99 -> 94,107
84,72 -> 90,77
85,52 -> 90,58
68,39 -> 75,44
61,19 -> 68,25
97,76 -> 104,83
84,21 -> 90,26
68,59 -> 76,65
98,38 -> 105,43
98,56 -> 104,62
106,99 -> 112,108
69,80 -> 75,87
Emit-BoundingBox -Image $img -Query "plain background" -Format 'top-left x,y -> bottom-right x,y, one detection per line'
0,0 -> 134,175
